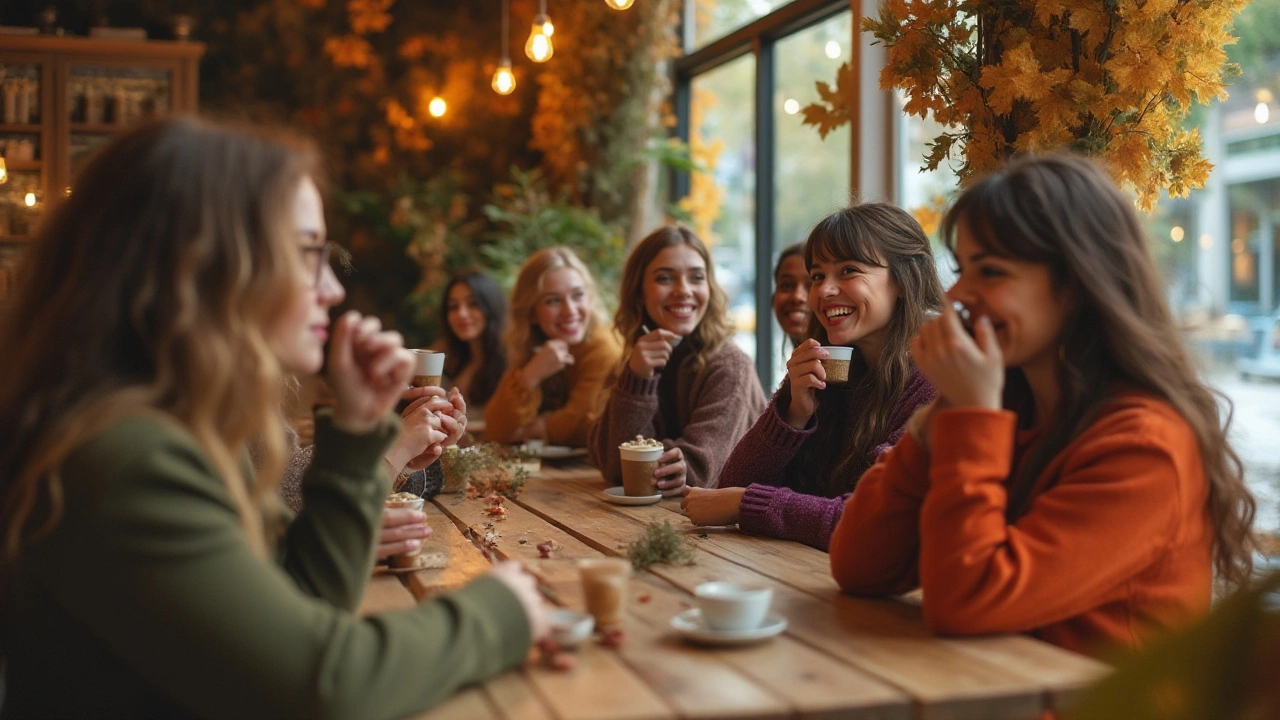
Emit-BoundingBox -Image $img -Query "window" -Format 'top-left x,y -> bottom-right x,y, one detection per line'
688,54 -> 758,363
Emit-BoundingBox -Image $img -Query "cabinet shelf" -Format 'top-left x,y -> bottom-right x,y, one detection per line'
69,123 -> 129,134
3,159 -> 43,171
0,123 -> 42,133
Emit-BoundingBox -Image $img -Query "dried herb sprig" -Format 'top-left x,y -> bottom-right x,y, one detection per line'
627,520 -> 696,571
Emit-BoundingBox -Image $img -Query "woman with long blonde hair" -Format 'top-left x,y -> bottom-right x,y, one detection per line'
0,117 -> 545,718
485,246 -> 621,446
588,226 -> 764,493
831,154 -> 1257,658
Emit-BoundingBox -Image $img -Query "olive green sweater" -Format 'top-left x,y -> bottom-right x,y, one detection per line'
2,413 -> 531,719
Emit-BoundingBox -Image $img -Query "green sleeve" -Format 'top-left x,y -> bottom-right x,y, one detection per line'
40,420 -> 531,720
279,410 -> 399,610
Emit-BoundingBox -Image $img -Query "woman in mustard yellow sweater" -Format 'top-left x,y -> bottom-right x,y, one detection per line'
485,247 -> 622,446
830,154 -> 1257,658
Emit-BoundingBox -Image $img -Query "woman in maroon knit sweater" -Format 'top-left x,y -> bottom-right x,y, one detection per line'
682,204 -> 943,549
588,226 -> 765,495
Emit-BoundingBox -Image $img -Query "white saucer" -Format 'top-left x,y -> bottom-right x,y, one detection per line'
669,608 -> 787,646
601,486 -> 662,506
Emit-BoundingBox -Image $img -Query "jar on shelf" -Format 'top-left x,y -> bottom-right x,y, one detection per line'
2,80 -> 17,124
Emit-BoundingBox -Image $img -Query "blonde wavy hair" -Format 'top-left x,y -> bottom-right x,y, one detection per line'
615,226 -> 733,374
504,246 -> 610,367
0,117 -> 316,570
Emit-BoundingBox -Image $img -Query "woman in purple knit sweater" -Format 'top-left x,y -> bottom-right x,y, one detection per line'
682,204 -> 943,550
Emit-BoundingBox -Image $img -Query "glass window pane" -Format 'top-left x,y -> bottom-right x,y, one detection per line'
896,98 -> 960,286
691,0 -> 792,49
772,10 -> 852,379
687,54 -> 756,366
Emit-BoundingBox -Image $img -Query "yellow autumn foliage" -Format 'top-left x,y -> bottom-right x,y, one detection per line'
804,0 -> 1250,210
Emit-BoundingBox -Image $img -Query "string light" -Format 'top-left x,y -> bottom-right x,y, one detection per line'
428,97 -> 447,118
604,0 -> 635,8
525,0 -> 554,62
24,191 -> 36,207
0,156 -> 7,185
492,0 -> 516,95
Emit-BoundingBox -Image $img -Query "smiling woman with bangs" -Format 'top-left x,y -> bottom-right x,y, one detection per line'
682,205 -> 943,550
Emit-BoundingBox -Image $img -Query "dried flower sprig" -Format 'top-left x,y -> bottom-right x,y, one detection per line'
626,520 -> 696,571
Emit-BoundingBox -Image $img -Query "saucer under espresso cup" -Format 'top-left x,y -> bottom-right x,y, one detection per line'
693,581 -> 773,632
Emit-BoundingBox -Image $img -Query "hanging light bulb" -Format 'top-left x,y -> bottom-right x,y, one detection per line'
604,0 -> 634,10
525,0 -> 554,62
0,156 -> 8,185
428,97 -> 447,118
492,0 -> 517,95
24,191 -> 37,207
492,59 -> 516,95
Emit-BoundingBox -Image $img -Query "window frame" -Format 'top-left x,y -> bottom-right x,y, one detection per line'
672,0 -> 894,385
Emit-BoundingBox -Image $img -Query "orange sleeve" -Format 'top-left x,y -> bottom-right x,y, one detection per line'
482,368 -> 541,444
543,332 -> 621,447
829,429 -> 934,596
919,405 -> 1202,636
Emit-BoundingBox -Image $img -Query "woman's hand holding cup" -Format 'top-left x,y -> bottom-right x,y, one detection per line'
328,310 -> 413,434
782,339 -> 828,429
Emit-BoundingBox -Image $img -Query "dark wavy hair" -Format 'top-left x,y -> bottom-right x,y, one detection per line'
788,204 -> 944,497
439,269 -> 507,407
942,153 -> 1256,588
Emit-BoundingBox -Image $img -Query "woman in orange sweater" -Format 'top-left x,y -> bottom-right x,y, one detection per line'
829,154 -> 1257,658
485,247 -> 622,446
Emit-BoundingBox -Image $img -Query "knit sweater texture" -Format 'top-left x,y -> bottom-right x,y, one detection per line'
587,340 -> 765,489
829,391 -> 1214,657
484,326 -> 622,446
2,412 -> 531,719
717,365 -> 935,550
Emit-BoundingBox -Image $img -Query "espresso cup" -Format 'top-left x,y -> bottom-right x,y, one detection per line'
578,558 -> 632,627
411,349 -> 445,388
694,581 -> 773,632
619,444 -> 663,497
818,345 -> 853,384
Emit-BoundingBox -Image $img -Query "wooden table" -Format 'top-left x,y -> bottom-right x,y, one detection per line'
359,461 -> 1110,720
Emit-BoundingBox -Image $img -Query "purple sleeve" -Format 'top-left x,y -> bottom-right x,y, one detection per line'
715,383 -> 815,490
737,485 -> 849,551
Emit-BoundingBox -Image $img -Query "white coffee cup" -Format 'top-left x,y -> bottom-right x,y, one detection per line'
411,350 -> 445,387
694,581 -> 773,632
819,345 -> 854,384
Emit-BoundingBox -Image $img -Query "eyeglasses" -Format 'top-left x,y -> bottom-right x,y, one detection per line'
299,242 -> 334,288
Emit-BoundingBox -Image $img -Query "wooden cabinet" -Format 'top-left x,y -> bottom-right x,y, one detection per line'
0,35 -> 203,243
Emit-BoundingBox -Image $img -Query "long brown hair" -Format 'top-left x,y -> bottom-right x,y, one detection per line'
440,268 -> 508,406
942,153 -> 1256,588
791,204 -> 944,496
0,117 -> 316,573
615,226 -> 733,374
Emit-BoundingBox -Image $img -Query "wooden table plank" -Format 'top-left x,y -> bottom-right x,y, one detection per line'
431,490 -> 675,720
400,502 -> 494,601
482,673 -> 556,720
412,686 -> 500,720
357,574 -> 418,614
627,573 -> 912,720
